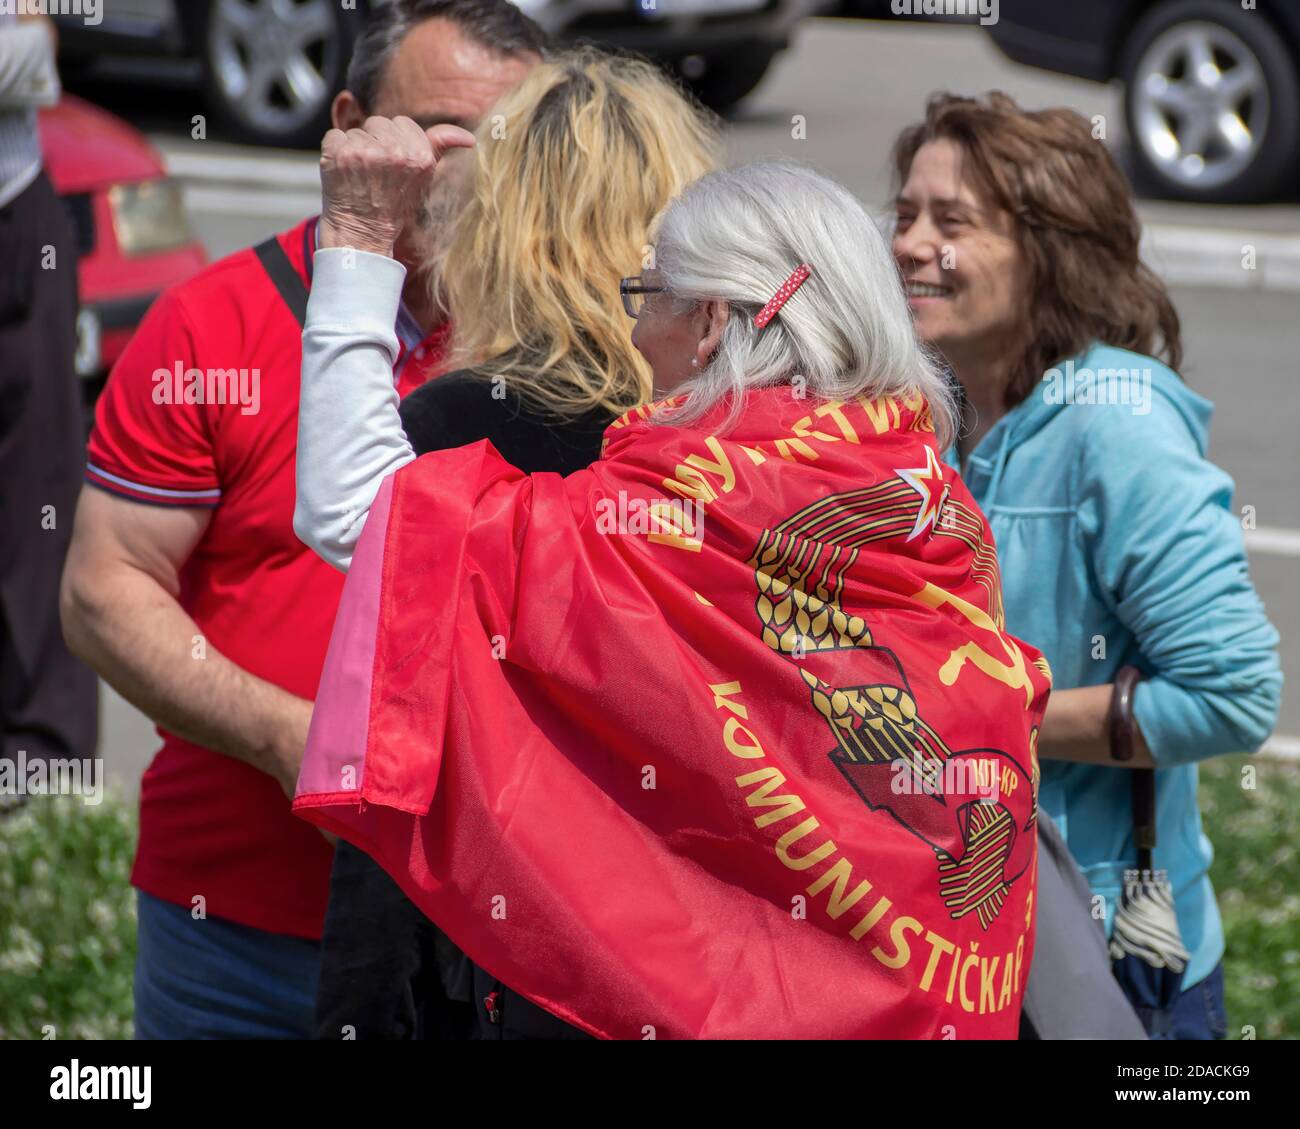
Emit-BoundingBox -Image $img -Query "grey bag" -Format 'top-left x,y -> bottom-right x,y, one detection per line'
1021,811 -> 1148,1039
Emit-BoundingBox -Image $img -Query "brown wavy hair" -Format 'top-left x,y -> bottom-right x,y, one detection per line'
892,91 -> 1183,409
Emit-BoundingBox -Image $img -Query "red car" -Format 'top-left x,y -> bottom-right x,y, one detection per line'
38,95 -> 206,405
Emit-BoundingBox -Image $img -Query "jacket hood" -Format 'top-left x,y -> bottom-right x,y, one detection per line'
960,343 -> 1212,511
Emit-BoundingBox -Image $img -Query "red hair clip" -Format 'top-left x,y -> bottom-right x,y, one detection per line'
754,264 -> 812,329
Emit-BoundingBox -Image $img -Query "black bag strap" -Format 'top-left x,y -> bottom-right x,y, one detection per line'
1109,665 -> 1156,872
253,236 -> 309,327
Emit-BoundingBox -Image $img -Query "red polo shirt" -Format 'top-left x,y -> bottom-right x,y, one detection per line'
87,219 -> 448,940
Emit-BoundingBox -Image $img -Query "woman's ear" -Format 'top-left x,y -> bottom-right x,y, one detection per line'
695,299 -> 730,370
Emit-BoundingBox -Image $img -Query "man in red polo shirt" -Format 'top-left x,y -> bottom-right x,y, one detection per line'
59,0 -> 542,1039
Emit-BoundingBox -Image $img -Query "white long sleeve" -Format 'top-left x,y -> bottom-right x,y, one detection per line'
294,247 -> 417,572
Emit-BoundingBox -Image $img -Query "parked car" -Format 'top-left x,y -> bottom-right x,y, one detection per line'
54,0 -> 822,149
986,0 -> 1300,203
524,0 -> 824,115
38,95 -> 207,410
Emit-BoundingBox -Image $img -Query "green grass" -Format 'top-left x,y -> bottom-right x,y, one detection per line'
0,790 -> 137,1040
1201,753 -> 1300,1039
0,755 -> 1296,1039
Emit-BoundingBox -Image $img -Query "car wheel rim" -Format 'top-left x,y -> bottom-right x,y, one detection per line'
1131,20 -> 1269,190
210,0 -> 337,136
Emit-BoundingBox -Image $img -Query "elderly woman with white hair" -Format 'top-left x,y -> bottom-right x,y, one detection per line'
292,118 -> 1052,1040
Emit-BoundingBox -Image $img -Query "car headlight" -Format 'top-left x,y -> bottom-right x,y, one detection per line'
108,179 -> 193,257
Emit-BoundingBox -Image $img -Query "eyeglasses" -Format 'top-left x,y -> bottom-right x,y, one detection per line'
620,276 -> 665,319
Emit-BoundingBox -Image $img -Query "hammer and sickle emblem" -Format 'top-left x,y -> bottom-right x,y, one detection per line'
912,582 -> 1037,710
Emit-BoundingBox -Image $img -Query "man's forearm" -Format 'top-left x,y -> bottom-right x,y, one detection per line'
63,564 -> 310,788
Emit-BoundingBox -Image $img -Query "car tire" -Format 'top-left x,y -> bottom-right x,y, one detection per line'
680,45 -> 780,114
1120,0 -> 1300,203
190,0 -> 363,148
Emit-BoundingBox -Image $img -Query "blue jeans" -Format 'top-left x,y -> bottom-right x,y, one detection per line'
1150,962 -> 1228,1041
133,890 -> 320,1039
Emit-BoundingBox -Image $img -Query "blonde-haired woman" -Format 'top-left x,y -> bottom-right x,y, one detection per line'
313,49 -> 720,1040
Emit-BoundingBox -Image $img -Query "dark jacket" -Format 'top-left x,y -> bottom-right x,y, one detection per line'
401,369 -> 611,476
314,368 -> 611,1041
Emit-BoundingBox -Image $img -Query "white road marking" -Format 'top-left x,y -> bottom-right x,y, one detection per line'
182,185 -> 321,218
1260,735 -> 1300,763
1142,226 -> 1300,293
1244,526 -> 1300,558
162,148 -> 320,189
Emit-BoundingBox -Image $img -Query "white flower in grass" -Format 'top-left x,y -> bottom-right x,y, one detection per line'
87,899 -> 115,930
0,925 -> 42,973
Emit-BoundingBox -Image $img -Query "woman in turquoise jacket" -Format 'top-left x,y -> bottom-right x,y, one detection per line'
890,92 -> 1282,1038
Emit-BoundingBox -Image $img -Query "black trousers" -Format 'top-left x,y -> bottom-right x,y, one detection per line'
315,840 -> 592,1040
314,840 -> 475,1040
0,171 -> 98,801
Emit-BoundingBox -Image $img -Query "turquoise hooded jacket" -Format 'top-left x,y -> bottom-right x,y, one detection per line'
948,342 -> 1283,990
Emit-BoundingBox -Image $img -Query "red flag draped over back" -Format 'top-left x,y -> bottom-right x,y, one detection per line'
294,385 -> 1052,1039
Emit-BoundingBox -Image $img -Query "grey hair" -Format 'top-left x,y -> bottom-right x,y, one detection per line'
347,0 -> 548,113
653,161 -> 957,448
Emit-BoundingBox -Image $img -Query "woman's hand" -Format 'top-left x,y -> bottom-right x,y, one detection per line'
318,116 -> 476,259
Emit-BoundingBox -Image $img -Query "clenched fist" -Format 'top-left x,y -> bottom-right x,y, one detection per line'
318,116 -> 476,258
